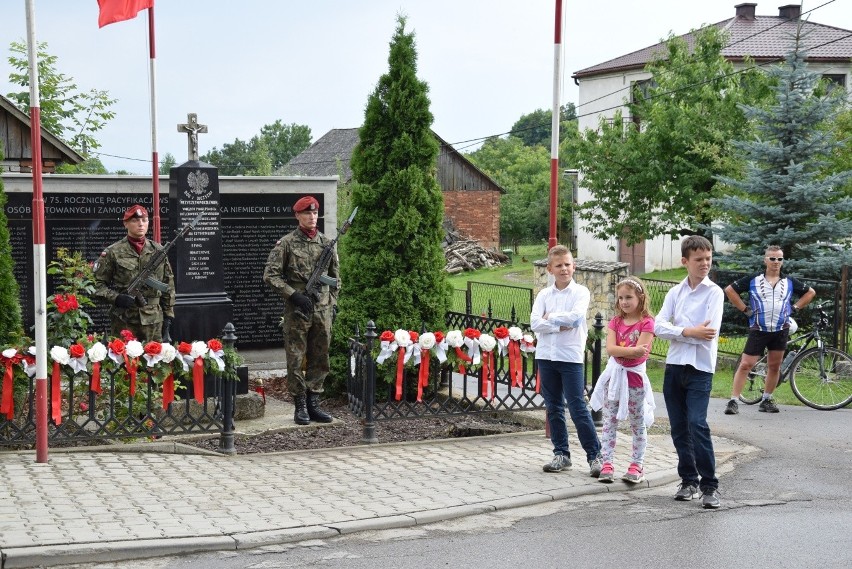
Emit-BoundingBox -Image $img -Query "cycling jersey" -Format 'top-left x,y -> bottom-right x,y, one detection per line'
729,273 -> 810,332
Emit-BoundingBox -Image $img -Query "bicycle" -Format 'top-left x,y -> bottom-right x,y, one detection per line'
734,304 -> 852,410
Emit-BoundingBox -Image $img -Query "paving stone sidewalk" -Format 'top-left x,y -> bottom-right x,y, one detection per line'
0,428 -> 745,569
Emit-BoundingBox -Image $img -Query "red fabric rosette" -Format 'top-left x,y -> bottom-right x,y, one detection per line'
69,343 -> 85,359
193,356 -> 205,403
162,373 -> 175,410
379,330 -> 394,343
51,361 -> 62,425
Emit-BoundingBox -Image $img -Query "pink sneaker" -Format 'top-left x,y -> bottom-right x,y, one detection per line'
598,462 -> 615,483
621,463 -> 644,483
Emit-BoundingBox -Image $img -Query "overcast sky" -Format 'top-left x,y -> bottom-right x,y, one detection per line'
1,0 -> 849,174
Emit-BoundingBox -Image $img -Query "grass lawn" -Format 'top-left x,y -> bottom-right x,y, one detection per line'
446,244 -> 544,290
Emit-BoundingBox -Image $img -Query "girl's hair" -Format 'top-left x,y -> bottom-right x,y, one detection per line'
614,277 -> 651,319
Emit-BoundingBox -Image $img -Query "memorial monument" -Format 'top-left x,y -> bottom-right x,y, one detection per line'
168,113 -> 233,343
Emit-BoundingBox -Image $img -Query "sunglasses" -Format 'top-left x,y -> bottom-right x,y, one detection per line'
766,257 -> 784,262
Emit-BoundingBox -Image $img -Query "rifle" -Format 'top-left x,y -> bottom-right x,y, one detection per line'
294,207 -> 357,321
125,212 -> 203,307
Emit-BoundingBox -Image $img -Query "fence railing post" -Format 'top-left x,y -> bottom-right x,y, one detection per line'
218,322 -> 237,455
362,320 -> 378,444
591,313 -> 604,427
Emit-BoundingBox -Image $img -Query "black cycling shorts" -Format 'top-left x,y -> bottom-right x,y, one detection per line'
743,329 -> 789,356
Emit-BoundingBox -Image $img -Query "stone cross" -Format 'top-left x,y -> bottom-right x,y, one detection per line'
177,113 -> 208,161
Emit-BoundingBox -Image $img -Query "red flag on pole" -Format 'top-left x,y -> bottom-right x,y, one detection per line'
98,0 -> 154,28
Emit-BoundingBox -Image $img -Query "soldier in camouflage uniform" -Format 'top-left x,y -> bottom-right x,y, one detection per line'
93,204 -> 175,342
263,196 -> 338,425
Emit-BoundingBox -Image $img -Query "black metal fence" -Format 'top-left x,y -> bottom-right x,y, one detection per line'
0,325 -> 240,454
452,282 -> 535,324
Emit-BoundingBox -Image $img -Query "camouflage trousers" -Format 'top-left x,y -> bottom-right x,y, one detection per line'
281,304 -> 332,396
110,317 -> 162,343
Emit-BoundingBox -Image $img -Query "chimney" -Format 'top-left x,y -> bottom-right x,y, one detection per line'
735,3 -> 757,20
778,4 -> 801,19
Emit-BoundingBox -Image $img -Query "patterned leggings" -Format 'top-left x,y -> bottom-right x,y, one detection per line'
600,386 -> 647,466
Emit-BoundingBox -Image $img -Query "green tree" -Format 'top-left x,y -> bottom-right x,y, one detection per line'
159,152 -> 177,175
332,15 -> 450,386
711,35 -> 852,279
56,156 -> 108,175
570,27 -> 770,246
201,120 -> 311,175
467,136 -> 551,244
509,104 -> 577,147
0,148 -> 23,346
7,40 -> 116,155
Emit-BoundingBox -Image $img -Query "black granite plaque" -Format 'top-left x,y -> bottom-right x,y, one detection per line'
5,188 -> 326,347
168,161 -> 233,344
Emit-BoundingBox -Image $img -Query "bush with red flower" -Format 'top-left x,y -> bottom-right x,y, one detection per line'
45,248 -> 96,347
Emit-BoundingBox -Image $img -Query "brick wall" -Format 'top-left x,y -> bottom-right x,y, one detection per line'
443,189 -> 500,249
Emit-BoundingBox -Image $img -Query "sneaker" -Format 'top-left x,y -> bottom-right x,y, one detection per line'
759,398 -> 780,413
700,488 -> 721,509
674,483 -> 698,501
588,455 -> 604,478
543,454 -> 572,472
621,463 -> 644,484
724,399 -> 739,415
598,462 -> 615,483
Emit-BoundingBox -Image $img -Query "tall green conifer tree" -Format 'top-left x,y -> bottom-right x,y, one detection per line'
712,32 -> 852,278
0,150 -> 24,345
333,15 -> 450,369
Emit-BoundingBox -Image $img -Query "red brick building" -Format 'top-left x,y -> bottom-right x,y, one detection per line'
285,128 -> 505,249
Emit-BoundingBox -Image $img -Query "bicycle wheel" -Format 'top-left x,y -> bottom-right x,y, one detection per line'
790,347 -> 852,410
734,354 -> 767,405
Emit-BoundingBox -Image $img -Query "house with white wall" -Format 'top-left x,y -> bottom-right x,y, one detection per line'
571,3 -> 852,273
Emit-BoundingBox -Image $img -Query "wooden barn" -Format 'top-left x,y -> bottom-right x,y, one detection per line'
285,128 -> 505,249
0,93 -> 84,173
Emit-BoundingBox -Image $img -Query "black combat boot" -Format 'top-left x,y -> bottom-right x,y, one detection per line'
293,395 -> 310,425
306,391 -> 333,423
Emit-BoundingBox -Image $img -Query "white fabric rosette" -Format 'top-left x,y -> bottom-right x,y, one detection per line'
478,334 -> 497,353
87,342 -> 107,363
2,348 -> 16,359
125,340 -> 144,359
189,341 -> 208,359
49,346 -> 70,366
393,330 -> 416,364
508,326 -> 523,341
160,343 -> 177,364
419,332 -> 436,350
445,330 -> 464,348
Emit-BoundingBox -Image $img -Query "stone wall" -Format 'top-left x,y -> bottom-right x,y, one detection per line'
533,258 -> 630,321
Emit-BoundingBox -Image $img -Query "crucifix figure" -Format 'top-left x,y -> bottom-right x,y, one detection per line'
177,113 -> 208,161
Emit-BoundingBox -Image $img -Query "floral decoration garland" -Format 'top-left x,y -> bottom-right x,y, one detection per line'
376,326 -> 536,401
0,330 -> 231,425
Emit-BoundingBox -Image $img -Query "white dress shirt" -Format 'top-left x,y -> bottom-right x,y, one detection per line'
530,280 -> 590,363
654,276 -> 724,373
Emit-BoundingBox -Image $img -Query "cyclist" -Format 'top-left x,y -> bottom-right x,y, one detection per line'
724,245 -> 816,414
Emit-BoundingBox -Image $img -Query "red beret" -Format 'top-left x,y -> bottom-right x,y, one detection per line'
122,204 -> 149,221
293,196 -> 319,213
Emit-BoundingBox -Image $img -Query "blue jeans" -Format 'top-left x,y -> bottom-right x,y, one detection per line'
537,359 -> 601,462
663,364 -> 718,491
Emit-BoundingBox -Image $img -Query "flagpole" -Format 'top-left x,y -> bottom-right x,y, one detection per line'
24,0 -> 49,463
147,6 -> 160,242
548,0 -> 566,250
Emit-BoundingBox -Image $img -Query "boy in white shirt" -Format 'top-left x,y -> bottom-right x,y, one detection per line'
531,245 -> 603,477
654,236 -> 724,509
